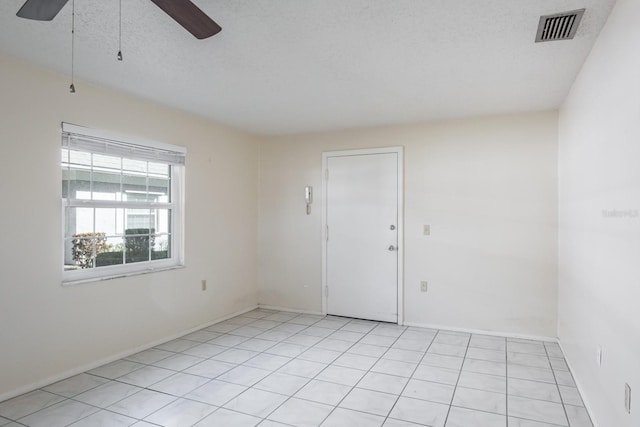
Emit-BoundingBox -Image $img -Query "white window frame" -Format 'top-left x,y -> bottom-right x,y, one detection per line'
61,123 -> 185,285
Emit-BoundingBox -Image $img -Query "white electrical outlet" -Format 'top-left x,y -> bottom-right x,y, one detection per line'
201,280 -> 207,291
420,281 -> 428,292
597,346 -> 602,367
625,383 -> 632,414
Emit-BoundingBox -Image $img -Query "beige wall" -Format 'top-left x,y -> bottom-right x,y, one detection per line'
259,112 -> 558,337
0,55 -> 260,399
559,0 -> 640,425
0,52 -> 561,401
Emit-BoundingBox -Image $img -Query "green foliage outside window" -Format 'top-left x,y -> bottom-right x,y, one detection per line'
73,229 -> 167,268
125,228 -> 156,263
71,232 -> 108,268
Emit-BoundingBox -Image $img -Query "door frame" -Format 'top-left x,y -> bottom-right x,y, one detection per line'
321,146 -> 404,325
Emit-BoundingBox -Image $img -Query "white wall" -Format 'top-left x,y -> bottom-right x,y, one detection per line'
0,55 -> 260,399
558,0 -> 640,425
259,112 -> 558,337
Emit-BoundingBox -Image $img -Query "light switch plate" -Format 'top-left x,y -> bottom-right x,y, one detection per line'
423,225 -> 430,236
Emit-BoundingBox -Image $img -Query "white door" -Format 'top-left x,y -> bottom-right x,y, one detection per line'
324,150 -> 401,323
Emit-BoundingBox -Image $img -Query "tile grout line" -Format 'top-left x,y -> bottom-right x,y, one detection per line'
381,327 -> 456,426
133,311 -> 309,426
215,315 -> 401,424
441,330 -> 474,427
317,321 -> 410,425
78,310 -> 307,426
70,312 -> 288,425
220,314 -> 393,426
211,342 -> 325,422
504,340 -> 578,427
545,343 -> 572,427
178,311 -> 329,426
506,336 -> 509,427
267,317 -> 408,426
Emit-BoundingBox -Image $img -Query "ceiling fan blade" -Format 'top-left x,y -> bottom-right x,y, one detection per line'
148,0 -> 222,39
17,0 -> 70,21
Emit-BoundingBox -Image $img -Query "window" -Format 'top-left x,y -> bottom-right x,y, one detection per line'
61,123 -> 185,284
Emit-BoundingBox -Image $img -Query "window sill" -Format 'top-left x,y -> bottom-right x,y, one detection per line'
62,264 -> 185,286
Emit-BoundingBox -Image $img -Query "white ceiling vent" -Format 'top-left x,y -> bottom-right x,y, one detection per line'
535,9 -> 585,42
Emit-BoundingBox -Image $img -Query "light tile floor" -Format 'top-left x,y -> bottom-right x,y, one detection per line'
0,309 -> 594,427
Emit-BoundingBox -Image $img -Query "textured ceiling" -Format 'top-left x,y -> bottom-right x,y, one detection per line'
0,0 -> 616,135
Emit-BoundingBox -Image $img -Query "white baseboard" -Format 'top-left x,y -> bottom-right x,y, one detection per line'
0,305 -> 258,403
402,321 -> 558,343
557,341 -> 600,427
257,304 -> 323,316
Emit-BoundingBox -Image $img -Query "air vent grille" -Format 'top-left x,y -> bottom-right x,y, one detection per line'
536,9 -> 585,42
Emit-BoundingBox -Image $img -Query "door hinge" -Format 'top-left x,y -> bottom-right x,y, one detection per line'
325,224 -> 329,241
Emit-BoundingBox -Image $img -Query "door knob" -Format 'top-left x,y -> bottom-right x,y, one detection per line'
388,245 -> 396,251
390,225 -> 396,230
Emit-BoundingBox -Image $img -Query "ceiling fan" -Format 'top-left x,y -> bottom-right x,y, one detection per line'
16,0 -> 222,39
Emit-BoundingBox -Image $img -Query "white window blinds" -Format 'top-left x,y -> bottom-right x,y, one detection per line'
61,122 -> 186,165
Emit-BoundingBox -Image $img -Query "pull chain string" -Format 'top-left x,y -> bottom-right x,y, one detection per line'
70,0 -> 76,93
117,0 -> 123,61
